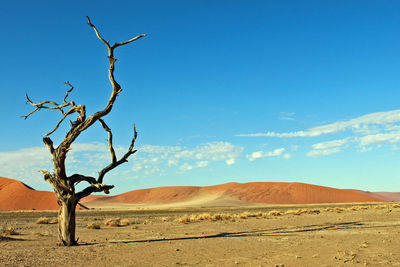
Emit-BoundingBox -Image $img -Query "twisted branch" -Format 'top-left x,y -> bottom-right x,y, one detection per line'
23,82 -> 86,137
98,120 -> 138,184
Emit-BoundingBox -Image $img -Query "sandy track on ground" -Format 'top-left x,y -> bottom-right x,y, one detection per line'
1,202 -> 399,266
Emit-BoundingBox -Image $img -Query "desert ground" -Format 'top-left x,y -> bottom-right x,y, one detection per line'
1,202 -> 400,266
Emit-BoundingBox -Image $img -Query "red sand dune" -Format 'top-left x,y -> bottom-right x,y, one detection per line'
0,176 -> 388,210
0,177 -> 59,210
206,182 -> 384,204
82,182 -> 385,206
350,189 -> 400,202
0,177 -> 87,211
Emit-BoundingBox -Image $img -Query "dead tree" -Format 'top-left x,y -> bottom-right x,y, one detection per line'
23,17 -> 146,246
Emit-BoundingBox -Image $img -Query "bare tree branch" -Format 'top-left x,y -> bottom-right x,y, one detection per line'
43,137 -> 55,154
23,82 -> 87,137
43,104 -> 86,137
70,174 -> 114,200
63,81 -> 74,103
98,119 -> 117,163
86,16 -> 110,48
22,94 -> 70,119
98,124 -> 138,184
113,34 -> 147,48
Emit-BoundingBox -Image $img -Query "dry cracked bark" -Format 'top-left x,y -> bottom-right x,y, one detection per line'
23,17 -> 146,246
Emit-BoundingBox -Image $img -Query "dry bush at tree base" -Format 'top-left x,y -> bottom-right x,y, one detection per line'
36,217 -> 58,224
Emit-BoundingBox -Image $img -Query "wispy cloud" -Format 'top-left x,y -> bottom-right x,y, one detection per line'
279,111 -> 296,121
133,141 -> 244,175
239,109 -> 400,157
306,138 -> 351,157
359,132 -> 400,146
238,109 -> 400,138
246,148 -> 288,161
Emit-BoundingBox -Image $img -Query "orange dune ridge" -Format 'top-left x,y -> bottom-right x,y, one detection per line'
0,177 -> 86,211
82,182 -> 385,205
0,176 -> 59,210
0,177 -> 389,210
206,182 -> 385,204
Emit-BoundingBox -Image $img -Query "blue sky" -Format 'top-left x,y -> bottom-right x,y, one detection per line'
1,0 -> 400,194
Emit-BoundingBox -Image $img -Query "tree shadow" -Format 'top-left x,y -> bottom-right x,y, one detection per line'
99,221 -> 367,245
0,235 -> 25,242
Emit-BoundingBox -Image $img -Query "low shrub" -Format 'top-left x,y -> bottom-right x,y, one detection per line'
87,223 -> 101,229
36,217 -> 50,224
104,218 -> 121,227
120,219 -> 130,226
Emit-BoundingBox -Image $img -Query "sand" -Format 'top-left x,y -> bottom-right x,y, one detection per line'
1,202 -> 399,266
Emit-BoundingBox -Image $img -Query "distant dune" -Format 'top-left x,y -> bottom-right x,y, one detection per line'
350,189 -> 400,202
0,176 -> 390,210
81,182 -> 386,208
0,176 -> 59,210
0,177 -> 87,211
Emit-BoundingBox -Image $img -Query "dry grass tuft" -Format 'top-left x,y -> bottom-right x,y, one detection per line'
1,225 -> 18,236
104,217 -> 121,227
49,218 -> 58,224
104,218 -> 131,227
178,213 -> 235,223
36,217 -> 50,224
120,219 -> 130,226
286,209 -> 302,215
335,207 -> 344,213
239,211 -> 264,219
87,223 -> 101,229
36,217 -> 58,224
178,215 -> 191,224
267,210 -> 283,216
211,213 -> 232,221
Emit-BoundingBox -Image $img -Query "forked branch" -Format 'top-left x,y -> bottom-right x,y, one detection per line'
86,16 -> 147,50
23,82 -> 86,137
97,120 -> 138,183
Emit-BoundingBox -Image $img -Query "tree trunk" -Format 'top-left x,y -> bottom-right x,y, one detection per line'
58,197 -> 78,246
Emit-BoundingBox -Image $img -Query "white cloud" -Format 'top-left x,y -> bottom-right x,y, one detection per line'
359,132 -> 400,146
225,158 -> 236,165
279,111 -> 295,121
246,148 -> 286,161
131,141 -> 243,174
306,138 -> 351,158
196,161 -> 210,168
311,138 -> 351,150
283,153 -> 292,159
179,162 -> 193,171
307,147 -> 341,157
239,109 -> 400,156
238,109 -> 400,138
